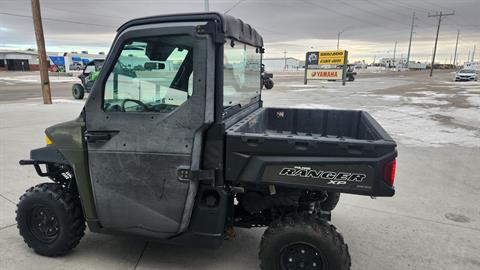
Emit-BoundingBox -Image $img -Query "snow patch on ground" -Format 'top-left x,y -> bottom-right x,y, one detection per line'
287,88 -> 316,92
287,84 -> 320,88
409,91 -> 455,98
404,96 -> 449,105
380,95 -> 402,101
372,106 -> 480,148
52,99 -> 86,104
466,96 -> 480,107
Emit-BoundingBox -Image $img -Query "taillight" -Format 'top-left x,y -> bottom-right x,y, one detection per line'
384,159 -> 396,186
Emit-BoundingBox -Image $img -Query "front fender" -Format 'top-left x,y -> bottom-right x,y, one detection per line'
30,145 -> 69,165
22,118 -> 98,221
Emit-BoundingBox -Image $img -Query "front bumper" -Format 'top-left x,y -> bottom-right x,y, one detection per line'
455,76 -> 477,81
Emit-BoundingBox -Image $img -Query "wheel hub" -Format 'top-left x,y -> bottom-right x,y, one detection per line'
29,205 -> 60,243
280,243 -> 326,270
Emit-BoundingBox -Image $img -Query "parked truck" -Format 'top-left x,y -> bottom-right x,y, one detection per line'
17,13 -> 397,270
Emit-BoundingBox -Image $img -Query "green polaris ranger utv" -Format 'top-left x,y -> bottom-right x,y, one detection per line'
18,13 -> 397,270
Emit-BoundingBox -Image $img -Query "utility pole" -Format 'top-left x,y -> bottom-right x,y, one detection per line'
428,11 -> 455,77
453,29 -> 460,66
283,50 -> 287,70
204,0 -> 209,12
337,32 -> 341,50
392,40 -> 397,68
31,0 -> 51,104
467,49 -> 471,63
406,12 -> 415,69
472,45 -> 476,61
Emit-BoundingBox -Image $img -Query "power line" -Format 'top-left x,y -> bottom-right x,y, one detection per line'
225,0 -> 246,14
43,6 -> 128,20
337,0 -> 411,28
0,11 -> 115,28
300,0 -> 408,33
370,0 -> 434,28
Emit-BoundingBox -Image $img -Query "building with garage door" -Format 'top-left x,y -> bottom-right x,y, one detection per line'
0,50 -> 106,72
0,50 -> 39,71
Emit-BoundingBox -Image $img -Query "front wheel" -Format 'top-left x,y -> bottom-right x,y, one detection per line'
259,214 -> 350,270
16,183 -> 86,257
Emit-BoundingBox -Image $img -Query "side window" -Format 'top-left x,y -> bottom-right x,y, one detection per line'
84,64 -> 95,74
103,35 -> 194,113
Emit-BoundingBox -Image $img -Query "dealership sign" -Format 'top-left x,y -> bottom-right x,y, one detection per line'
304,50 -> 349,85
307,50 -> 346,65
307,69 -> 344,80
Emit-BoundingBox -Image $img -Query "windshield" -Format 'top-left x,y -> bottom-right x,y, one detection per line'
223,40 -> 261,109
459,69 -> 476,73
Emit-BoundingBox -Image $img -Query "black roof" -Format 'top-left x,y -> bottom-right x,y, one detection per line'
117,12 -> 263,47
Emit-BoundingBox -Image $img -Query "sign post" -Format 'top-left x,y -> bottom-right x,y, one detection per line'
304,50 -> 348,85
342,51 -> 348,86
304,53 -> 309,85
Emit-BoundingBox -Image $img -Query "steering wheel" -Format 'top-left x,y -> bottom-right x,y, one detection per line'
121,99 -> 149,112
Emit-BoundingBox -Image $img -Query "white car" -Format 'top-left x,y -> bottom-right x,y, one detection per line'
455,69 -> 478,81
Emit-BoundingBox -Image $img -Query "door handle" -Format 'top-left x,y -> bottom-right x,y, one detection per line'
85,131 -> 117,143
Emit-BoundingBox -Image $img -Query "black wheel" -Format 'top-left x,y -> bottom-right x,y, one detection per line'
264,79 -> 274,89
320,192 -> 340,211
16,183 -> 86,257
259,213 -> 350,270
72,84 -> 85,100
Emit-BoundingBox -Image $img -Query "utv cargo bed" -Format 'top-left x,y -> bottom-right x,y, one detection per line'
225,107 -> 397,197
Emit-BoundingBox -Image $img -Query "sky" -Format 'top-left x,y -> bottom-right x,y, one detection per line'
0,0 -> 479,63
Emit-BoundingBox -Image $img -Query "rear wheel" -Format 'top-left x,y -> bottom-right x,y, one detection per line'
16,183 -> 85,257
259,213 -> 350,270
72,84 -> 85,100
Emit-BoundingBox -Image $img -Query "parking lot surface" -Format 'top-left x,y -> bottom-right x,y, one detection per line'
1,70 -> 479,270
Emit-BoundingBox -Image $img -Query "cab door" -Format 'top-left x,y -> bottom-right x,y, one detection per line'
84,25 -> 213,237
